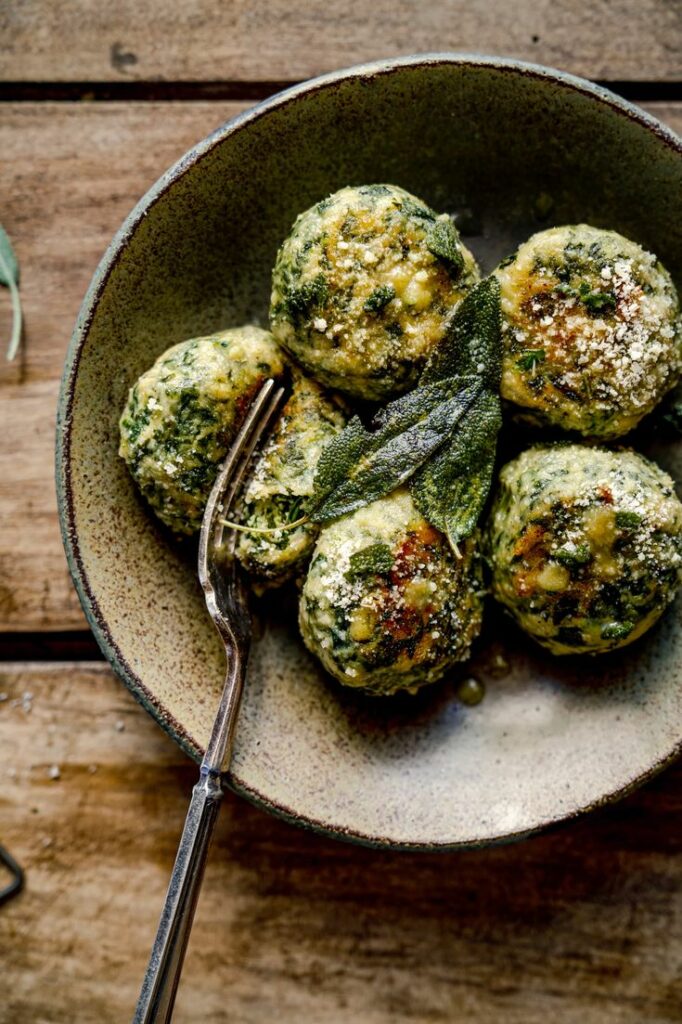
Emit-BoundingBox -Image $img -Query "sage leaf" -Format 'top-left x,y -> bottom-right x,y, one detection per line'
516,348 -> 546,371
425,216 -> 464,279
420,275 -> 501,389
308,375 -> 482,523
0,223 -> 22,361
410,390 -> 501,549
0,226 -> 19,287
410,278 -> 502,551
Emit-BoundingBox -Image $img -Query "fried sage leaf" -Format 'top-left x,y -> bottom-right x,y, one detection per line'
410,277 -> 502,550
410,391 -> 501,549
308,376 -> 482,524
0,223 -> 22,361
420,275 -> 501,389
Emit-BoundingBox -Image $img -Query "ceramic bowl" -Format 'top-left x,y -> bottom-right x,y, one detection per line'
57,54 -> 682,849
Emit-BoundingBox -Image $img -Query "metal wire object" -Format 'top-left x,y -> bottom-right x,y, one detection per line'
0,844 -> 24,908
133,378 -> 288,1024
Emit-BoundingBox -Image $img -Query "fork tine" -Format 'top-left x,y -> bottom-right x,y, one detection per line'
198,378 -> 288,596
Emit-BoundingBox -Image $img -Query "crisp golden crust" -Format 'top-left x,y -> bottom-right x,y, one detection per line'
486,444 -> 682,654
495,225 -> 681,439
270,184 -> 479,401
299,489 -> 483,695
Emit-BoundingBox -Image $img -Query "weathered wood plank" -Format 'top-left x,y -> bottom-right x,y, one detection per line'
1,1 -> 681,84
0,102 -> 248,630
0,663 -> 680,1024
0,101 -> 680,631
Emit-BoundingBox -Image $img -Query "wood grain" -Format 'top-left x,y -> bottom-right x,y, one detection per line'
1,1 -> 681,84
0,101 -> 680,632
0,102 -> 247,631
0,663 -> 680,1024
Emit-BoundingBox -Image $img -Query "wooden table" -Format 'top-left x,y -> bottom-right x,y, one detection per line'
1,5 -> 681,1021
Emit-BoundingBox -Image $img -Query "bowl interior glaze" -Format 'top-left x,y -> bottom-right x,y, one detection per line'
58,56 -> 682,848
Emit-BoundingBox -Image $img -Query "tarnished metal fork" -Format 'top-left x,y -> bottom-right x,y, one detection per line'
133,378 -> 288,1024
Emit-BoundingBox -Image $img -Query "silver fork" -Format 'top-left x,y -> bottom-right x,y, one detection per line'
133,378 -> 288,1024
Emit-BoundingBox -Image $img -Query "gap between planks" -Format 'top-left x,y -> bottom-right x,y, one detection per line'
1,79 -> 681,103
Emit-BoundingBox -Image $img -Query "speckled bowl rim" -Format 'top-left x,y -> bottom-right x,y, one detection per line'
56,53 -> 682,851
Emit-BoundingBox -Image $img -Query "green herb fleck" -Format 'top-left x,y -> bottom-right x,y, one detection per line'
0,223 -> 22,361
601,621 -> 634,641
615,511 -> 643,530
360,184 -> 393,200
516,349 -> 546,371
285,273 -> 328,320
554,544 -> 592,568
120,393 -> 152,449
578,281 -> 616,315
498,250 -> 517,269
399,194 -> 435,222
554,280 -> 617,315
345,543 -> 394,579
425,216 -> 464,279
364,284 -> 395,314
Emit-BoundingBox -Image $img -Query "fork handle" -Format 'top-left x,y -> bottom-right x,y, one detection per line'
132,769 -> 223,1024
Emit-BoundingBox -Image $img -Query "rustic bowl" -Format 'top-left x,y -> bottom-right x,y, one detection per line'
57,54 -> 682,849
